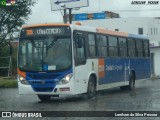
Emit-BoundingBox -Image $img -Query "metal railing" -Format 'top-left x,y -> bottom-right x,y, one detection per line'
0,56 -> 12,77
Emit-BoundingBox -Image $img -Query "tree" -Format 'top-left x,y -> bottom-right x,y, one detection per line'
0,0 -> 35,44
0,0 -> 35,76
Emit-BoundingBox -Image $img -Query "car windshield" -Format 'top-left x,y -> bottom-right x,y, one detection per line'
18,36 -> 72,71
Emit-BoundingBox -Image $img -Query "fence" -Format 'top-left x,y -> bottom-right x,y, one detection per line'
0,56 -> 12,77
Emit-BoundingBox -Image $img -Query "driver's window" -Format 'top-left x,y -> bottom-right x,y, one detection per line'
74,31 -> 85,59
77,39 -> 85,59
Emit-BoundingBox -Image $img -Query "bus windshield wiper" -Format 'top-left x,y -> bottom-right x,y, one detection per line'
45,38 -> 59,49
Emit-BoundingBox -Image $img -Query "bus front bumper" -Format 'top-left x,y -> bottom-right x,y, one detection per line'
18,81 -> 75,97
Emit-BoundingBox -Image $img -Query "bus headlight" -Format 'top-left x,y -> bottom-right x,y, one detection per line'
18,75 -> 29,85
59,73 -> 73,85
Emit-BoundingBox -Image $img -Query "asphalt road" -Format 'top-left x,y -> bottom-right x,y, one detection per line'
1,79 -> 160,120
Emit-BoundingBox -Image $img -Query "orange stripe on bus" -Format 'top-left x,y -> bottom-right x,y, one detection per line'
96,28 -> 128,37
18,68 -> 26,78
22,24 -> 70,28
98,58 -> 105,78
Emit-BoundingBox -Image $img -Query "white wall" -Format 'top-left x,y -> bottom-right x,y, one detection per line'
150,48 -> 160,77
148,19 -> 160,41
76,17 -> 160,42
78,18 -> 149,35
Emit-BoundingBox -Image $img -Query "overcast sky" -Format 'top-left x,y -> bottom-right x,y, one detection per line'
26,0 -> 160,24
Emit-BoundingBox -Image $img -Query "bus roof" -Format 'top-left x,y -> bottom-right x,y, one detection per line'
22,23 -> 70,29
22,23 -> 148,40
72,24 -> 148,40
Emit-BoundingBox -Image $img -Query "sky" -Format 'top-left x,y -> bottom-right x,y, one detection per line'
26,0 -> 160,24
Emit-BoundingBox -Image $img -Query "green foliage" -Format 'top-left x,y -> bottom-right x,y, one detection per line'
0,78 -> 17,88
0,0 -> 35,43
0,0 -> 35,76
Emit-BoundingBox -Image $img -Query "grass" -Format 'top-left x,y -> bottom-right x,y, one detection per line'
0,77 -> 18,88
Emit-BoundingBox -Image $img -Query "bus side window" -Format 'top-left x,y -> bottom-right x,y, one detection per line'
108,36 -> 118,57
97,35 -> 107,57
128,39 -> 136,57
88,34 -> 96,58
73,31 -> 86,65
77,37 -> 85,59
136,40 -> 143,57
119,37 -> 127,57
143,40 -> 149,57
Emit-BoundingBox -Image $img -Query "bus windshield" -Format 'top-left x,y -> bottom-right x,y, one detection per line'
18,37 -> 72,72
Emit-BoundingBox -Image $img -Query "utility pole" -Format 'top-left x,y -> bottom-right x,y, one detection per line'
63,8 -> 72,24
63,9 -> 67,23
69,8 -> 72,24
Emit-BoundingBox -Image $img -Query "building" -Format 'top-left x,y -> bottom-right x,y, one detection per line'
75,17 -> 160,78
11,41 -> 18,48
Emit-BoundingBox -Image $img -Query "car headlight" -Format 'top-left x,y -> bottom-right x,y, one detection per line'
18,75 -> 29,85
58,73 -> 73,85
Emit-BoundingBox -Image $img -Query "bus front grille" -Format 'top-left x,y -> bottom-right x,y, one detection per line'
33,87 -> 54,92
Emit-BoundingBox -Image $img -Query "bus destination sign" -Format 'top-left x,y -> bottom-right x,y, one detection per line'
20,27 -> 71,38
26,28 -> 63,36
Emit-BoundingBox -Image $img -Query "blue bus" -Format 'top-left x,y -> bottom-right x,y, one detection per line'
18,23 -> 150,101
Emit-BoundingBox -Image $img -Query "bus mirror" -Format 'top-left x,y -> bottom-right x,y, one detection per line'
77,37 -> 83,48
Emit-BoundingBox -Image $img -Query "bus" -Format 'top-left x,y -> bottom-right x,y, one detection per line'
18,23 -> 150,101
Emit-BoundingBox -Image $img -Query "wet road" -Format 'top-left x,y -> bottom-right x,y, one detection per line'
1,79 -> 160,119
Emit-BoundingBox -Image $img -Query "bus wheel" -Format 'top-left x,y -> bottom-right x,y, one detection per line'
120,73 -> 135,90
38,95 -> 51,101
86,76 -> 96,98
129,73 -> 135,90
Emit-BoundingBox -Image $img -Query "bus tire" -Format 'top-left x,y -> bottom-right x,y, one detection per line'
38,95 -> 51,101
86,76 -> 96,98
129,73 -> 135,90
120,73 -> 135,90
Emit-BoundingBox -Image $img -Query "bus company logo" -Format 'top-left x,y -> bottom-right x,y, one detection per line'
0,0 -> 16,6
106,65 -> 123,71
98,59 -> 105,78
131,1 -> 159,5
